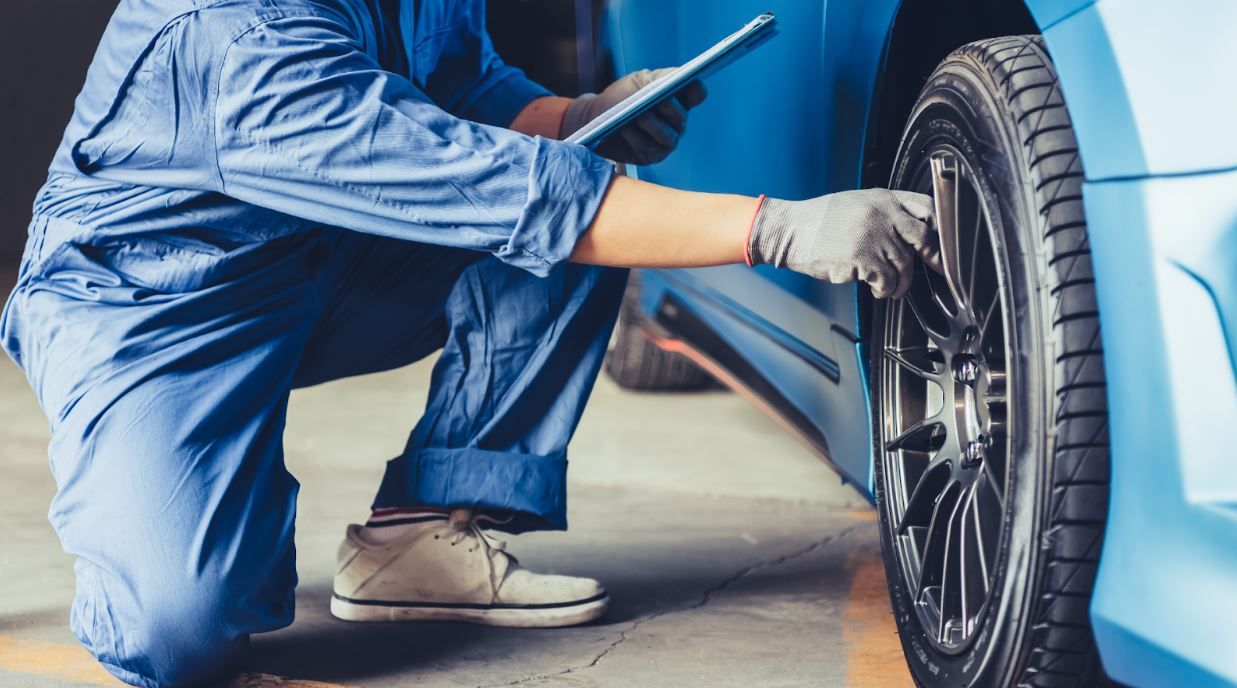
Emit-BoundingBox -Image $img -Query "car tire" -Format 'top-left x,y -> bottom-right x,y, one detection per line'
605,273 -> 715,391
870,36 -> 1112,687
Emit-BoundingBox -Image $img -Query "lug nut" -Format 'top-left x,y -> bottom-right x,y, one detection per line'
954,359 -> 979,384
961,440 -> 984,469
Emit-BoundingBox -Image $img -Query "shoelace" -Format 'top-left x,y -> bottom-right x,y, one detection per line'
446,508 -> 516,603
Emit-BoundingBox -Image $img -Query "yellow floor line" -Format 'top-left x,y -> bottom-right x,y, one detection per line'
0,634 -> 121,685
0,634 -> 351,687
842,538 -> 916,688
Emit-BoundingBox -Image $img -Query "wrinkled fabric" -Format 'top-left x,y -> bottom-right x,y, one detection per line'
0,1 -> 622,687
30,0 -> 614,280
4,226 -> 625,687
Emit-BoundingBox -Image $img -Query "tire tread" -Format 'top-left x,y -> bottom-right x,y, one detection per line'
960,35 -> 1112,688
604,277 -> 714,391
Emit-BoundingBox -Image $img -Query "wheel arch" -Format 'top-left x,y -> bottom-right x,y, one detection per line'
859,0 -> 1166,195
860,0 -> 1038,192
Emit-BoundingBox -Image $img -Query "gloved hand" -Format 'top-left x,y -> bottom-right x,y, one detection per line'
747,189 -> 943,299
560,68 -> 707,166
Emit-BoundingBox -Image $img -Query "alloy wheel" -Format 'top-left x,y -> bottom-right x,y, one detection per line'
879,150 -> 1012,653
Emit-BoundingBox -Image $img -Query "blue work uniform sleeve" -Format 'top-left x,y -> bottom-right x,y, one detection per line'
417,2 -> 553,127
213,13 -> 613,276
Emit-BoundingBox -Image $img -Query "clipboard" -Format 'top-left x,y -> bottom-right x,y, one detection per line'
565,12 -> 778,149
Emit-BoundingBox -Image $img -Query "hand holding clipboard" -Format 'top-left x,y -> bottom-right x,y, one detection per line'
565,12 -> 778,151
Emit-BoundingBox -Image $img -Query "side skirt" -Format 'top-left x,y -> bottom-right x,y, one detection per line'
635,292 -> 844,475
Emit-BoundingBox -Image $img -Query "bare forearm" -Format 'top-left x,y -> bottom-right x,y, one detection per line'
509,96 -> 573,138
511,98 -> 757,269
571,176 -> 757,268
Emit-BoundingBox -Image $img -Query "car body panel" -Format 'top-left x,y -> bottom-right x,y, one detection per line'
1023,0 -> 1092,28
604,0 -> 1237,685
1043,0 -> 1237,181
638,267 -> 873,487
605,0 -> 903,487
1082,171 -> 1237,688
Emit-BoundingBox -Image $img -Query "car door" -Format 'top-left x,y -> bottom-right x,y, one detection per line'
604,0 -> 902,490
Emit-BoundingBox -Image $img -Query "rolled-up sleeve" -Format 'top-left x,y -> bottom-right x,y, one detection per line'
213,12 -> 613,275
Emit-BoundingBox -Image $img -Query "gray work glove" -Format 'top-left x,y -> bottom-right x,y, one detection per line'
748,190 -> 943,299
560,68 -> 707,166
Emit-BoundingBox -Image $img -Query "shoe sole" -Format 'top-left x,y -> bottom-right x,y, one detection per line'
330,592 -> 609,628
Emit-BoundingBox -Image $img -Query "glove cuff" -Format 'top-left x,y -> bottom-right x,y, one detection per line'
559,93 -> 599,139
744,195 -> 768,267
747,196 -> 798,268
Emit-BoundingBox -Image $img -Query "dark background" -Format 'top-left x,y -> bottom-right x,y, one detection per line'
0,0 -> 599,271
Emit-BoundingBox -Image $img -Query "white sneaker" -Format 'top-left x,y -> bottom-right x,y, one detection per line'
331,508 -> 609,627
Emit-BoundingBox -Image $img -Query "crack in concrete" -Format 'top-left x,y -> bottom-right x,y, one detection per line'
477,524 -> 868,688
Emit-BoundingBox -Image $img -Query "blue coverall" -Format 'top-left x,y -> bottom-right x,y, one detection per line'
0,0 -> 623,685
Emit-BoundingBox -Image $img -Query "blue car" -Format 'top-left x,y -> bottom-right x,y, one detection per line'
598,1 -> 1237,686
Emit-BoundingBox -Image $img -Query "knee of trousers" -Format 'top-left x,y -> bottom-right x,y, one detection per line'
70,564 -> 283,688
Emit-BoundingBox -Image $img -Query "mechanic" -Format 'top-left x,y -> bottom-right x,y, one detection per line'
0,0 -> 941,686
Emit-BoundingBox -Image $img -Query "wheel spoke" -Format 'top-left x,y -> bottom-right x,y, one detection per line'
936,485 -> 966,641
896,459 -> 951,533
969,480 -> 989,589
927,272 -> 959,323
966,186 -> 984,308
974,472 -> 1004,574
883,346 -> 942,381
979,291 -> 1001,344
957,487 -> 971,631
985,417 -> 1007,479
930,152 -> 970,318
959,485 -> 989,633
906,280 -> 951,342
884,416 -> 943,454
981,461 -> 1006,509
916,482 -> 960,598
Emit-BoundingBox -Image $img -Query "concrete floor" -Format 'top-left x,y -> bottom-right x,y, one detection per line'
0,348 -> 915,687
